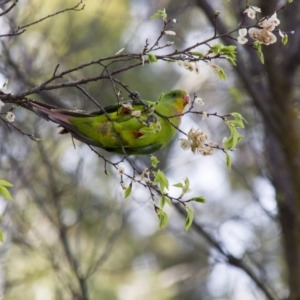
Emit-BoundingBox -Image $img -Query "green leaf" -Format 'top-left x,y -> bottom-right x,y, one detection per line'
227,57 -> 237,66
154,170 -> 169,194
173,183 -> 184,188
190,51 -> 204,58
0,230 -> 3,242
165,196 -> 172,206
223,45 -> 236,52
151,9 -> 167,21
0,180 -> 13,187
217,67 -> 226,80
173,177 -> 190,196
288,0 -> 293,2
228,112 -> 247,128
156,207 -> 169,229
150,155 -> 159,168
160,196 -> 166,208
254,41 -> 264,64
222,46 -> 237,64
225,151 -> 232,169
185,206 -> 194,231
282,34 -> 288,45
0,186 -> 13,200
160,195 -> 172,208
147,53 -> 158,63
223,123 -> 243,150
211,44 -> 223,55
183,177 -> 190,193
124,183 -> 132,199
191,196 -> 206,203
229,87 -> 244,104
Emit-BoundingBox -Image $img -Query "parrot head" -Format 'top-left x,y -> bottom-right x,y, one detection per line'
158,89 -> 190,114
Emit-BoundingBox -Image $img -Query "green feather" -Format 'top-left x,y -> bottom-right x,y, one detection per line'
25,90 -> 190,155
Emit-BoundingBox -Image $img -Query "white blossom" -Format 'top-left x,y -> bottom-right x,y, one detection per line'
278,30 -> 285,38
180,128 -> 214,155
258,13 -> 280,32
202,111 -> 208,120
117,166 -> 125,175
249,27 -> 277,45
177,60 -> 183,67
208,142 -> 219,148
183,61 -> 194,71
239,28 -> 247,37
201,146 -> 214,156
244,6 -> 261,19
237,28 -> 248,44
141,55 -> 145,66
252,6 -> 261,12
121,102 -> 133,111
164,30 -> 176,36
194,97 -> 204,106
178,61 -> 200,74
209,62 -> 221,74
115,48 -> 125,55
166,41 -> 174,46
131,110 -> 141,117
140,168 -> 151,182
194,62 -> 200,74
187,128 -> 209,153
120,182 -> 127,190
237,35 -> 248,45
179,139 -> 191,151
6,111 -> 15,123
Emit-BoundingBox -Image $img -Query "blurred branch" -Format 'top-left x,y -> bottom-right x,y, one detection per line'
0,20 -> 241,102
0,0 -> 17,17
0,0 -> 85,37
174,203 -> 279,300
18,0 -> 85,31
37,141 -> 89,300
85,214 -> 125,278
0,116 -> 41,142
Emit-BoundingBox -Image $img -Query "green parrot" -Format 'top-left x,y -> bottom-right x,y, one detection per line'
22,90 -> 190,154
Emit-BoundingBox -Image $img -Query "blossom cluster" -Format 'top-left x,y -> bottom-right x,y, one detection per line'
238,7 -> 281,45
0,100 -> 15,123
6,112 -> 15,123
177,60 -> 200,74
180,128 -> 214,155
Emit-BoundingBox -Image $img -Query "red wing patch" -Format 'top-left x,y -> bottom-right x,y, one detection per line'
134,131 -> 144,138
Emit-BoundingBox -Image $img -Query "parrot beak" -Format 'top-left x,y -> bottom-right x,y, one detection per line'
183,93 -> 190,105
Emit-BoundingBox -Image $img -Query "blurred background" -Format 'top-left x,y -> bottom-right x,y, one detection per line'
0,0 -> 299,299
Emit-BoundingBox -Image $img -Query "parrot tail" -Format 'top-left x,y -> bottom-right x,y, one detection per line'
19,99 -> 90,134
18,99 -> 111,148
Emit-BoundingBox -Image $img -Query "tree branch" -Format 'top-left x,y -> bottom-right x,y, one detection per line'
174,203 -> 279,300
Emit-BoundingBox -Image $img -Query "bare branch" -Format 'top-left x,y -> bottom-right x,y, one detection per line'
17,0 -> 85,31
174,203 -> 279,300
0,0 -> 17,17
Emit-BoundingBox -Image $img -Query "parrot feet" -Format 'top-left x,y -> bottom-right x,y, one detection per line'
147,115 -> 157,124
129,91 -> 148,107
